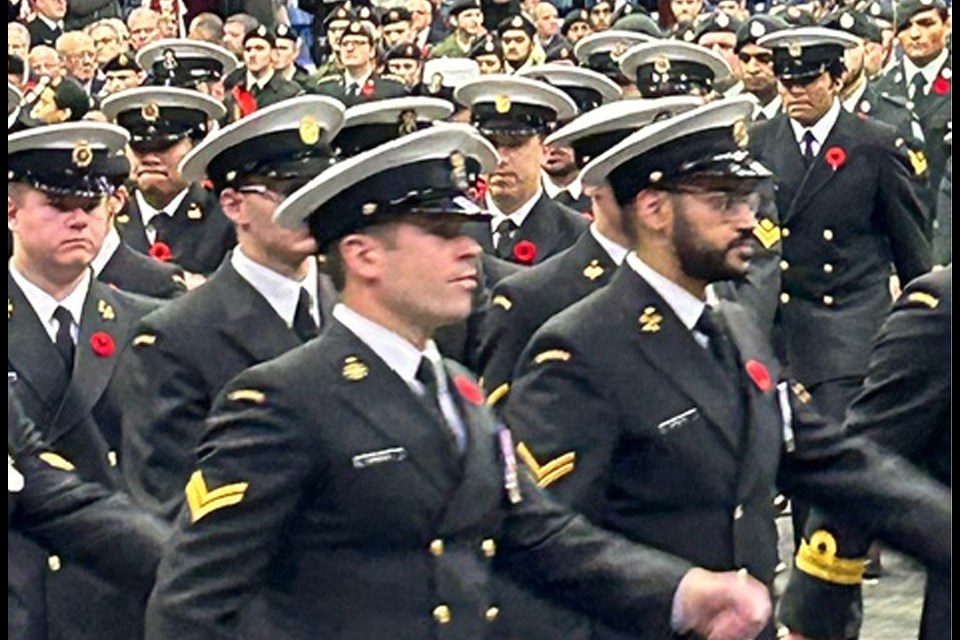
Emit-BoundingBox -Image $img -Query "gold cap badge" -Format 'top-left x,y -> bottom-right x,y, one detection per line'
299,115 -> 321,146
653,55 -> 671,74
72,141 -> 93,168
732,119 -> 749,148
494,94 -> 511,113
141,102 -> 159,122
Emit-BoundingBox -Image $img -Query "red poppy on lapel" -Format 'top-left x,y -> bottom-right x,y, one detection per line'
200,179 -> 214,191
453,376 -> 484,405
745,359 -> 773,393
149,241 -> 172,262
933,76 -> 950,95
90,332 -> 116,358
361,80 -> 375,97
824,146 -> 846,171
513,240 -> 537,265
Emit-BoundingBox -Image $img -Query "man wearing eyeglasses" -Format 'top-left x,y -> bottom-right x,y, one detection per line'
748,28 -> 931,548
312,20 -> 408,106
111,97 -> 344,522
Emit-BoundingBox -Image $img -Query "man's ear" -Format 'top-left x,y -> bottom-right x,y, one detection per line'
633,189 -> 670,233
219,188 -> 245,224
338,231 -> 388,283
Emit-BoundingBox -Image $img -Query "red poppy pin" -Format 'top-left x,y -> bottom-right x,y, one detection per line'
361,80 -> 375,97
454,376 -> 484,405
824,146 -> 846,171
933,75 -> 950,95
745,359 -> 773,393
90,331 -> 115,358
513,240 -> 537,265
149,241 -> 172,262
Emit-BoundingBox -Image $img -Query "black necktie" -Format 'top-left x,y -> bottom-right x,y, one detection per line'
494,218 -> 518,258
801,130 -> 816,165
416,357 -> 466,453
292,288 -> 318,342
52,306 -> 75,373
910,72 -> 927,103
695,308 -> 737,375
149,213 -> 171,242
554,190 -> 576,207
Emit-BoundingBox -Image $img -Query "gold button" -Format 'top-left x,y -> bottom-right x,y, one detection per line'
433,604 -> 451,624
107,450 -> 118,467
780,292 -> 791,304
481,538 -> 496,558
485,606 -> 500,622
823,263 -> 834,274
779,260 -> 789,271
782,227 -> 790,238
823,228 -> 834,241
734,504 -> 744,521
429,539 -> 444,556
48,555 -> 61,572
823,295 -> 834,306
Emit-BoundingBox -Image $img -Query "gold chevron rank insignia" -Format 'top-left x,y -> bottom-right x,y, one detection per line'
753,218 -> 781,249
516,442 -> 575,488
185,471 -> 249,523
533,349 -> 570,364
906,290 -> 939,309
486,382 -> 510,407
492,295 -> 513,311
227,389 -> 266,404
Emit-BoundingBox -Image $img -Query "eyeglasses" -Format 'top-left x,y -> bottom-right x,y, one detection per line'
738,51 -> 773,64
237,184 -> 286,204
669,187 -> 762,213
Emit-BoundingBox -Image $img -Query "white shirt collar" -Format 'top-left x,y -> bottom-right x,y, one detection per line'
231,248 -> 318,327
90,227 -> 121,276
589,223 -> 629,265
135,187 -> 190,228
247,69 -> 275,90
37,14 -> 63,31
416,28 -> 430,49
541,171 -> 583,200
344,69 -> 373,89
789,98 -> 842,154
332,303 -> 442,387
842,78 -> 869,112
903,48 -> 949,89
485,186 -> 543,233
757,95 -> 782,120
9,261 -> 91,342
626,253 -> 705,331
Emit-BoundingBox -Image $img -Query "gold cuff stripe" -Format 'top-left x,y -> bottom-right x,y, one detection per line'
486,383 -> 510,407
533,349 -> 571,364
39,452 -> 75,472
132,334 -> 157,346
794,531 -> 866,586
185,471 -> 249,523
906,291 -> 939,309
516,442 -> 576,487
492,295 -> 513,311
227,389 -> 266,404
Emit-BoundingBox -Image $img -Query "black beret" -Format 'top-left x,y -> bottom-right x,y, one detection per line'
562,8 -> 591,35
735,15 -> 788,51
382,6 -> 412,25
895,0 -> 947,30
497,14 -> 536,38
385,42 -> 422,61
244,24 -> 276,47
820,9 -> 883,43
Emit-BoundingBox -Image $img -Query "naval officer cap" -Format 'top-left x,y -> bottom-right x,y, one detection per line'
894,0 -> 947,30
101,86 -> 226,153
735,15 -> 789,52
573,30 -> 654,81
8,81 -> 22,129
619,40 -> 731,98
455,74 -> 578,135
180,96 -> 344,194
274,125 -> 496,250
820,9 -> 883,43
9,122 -> 131,197
582,97 -> 770,205
136,39 -> 238,88
517,63 -> 622,113
759,27 -> 859,83
546,95 -> 701,166
334,96 -> 453,157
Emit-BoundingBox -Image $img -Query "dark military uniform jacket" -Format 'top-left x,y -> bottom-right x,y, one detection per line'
779,268 -> 953,640
26,17 -> 62,48
114,257 -> 336,521
310,71 -> 409,107
97,241 -> 187,299
8,271 -> 159,640
477,229 -> 619,403
8,388 -> 169,640
116,183 -> 237,276
467,193 -> 589,267
145,319 -> 696,640
749,108 -> 931,388
245,70 -> 304,109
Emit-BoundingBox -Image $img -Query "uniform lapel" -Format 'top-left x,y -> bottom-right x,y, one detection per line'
789,110 -> 853,215
325,323 -> 462,496
615,268 -> 740,452
115,193 -> 151,253
758,115 -> 806,223
315,268 -> 339,330
7,273 -> 70,408
514,195 -> 564,260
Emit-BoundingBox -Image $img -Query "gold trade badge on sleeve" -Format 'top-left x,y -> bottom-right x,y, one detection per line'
342,356 -> 369,381
185,470 -> 249,523
227,389 -> 266,404
639,306 -> 662,333
516,442 -> 575,489
187,203 -> 203,220
132,334 -> 157,347
97,300 -> 115,321
582,259 -> 605,281
906,290 -> 939,309
753,218 -> 781,249
907,149 -> 928,176
492,295 -> 513,310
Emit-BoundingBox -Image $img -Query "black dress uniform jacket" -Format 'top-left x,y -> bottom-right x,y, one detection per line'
145,320 -> 696,640
117,183 -> 237,276
8,388 -> 169,640
26,18 -> 62,47
466,193 -> 589,266
114,257 -> 336,520
8,272 -> 159,640
749,108 -> 931,388
779,268 -> 952,640
98,241 -> 187,299
311,72 -> 409,106
244,71 -> 304,109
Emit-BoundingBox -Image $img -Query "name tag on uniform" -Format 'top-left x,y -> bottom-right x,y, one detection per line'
352,447 -> 408,469
656,408 -> 698,435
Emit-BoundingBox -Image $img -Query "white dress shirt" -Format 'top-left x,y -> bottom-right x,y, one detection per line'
231,249 -> 319,328
789,98 -> 842,158
589,224 -> 629,265
10,261 -> 90,344
136,188 -> 190,243
485,186 -> 543,248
